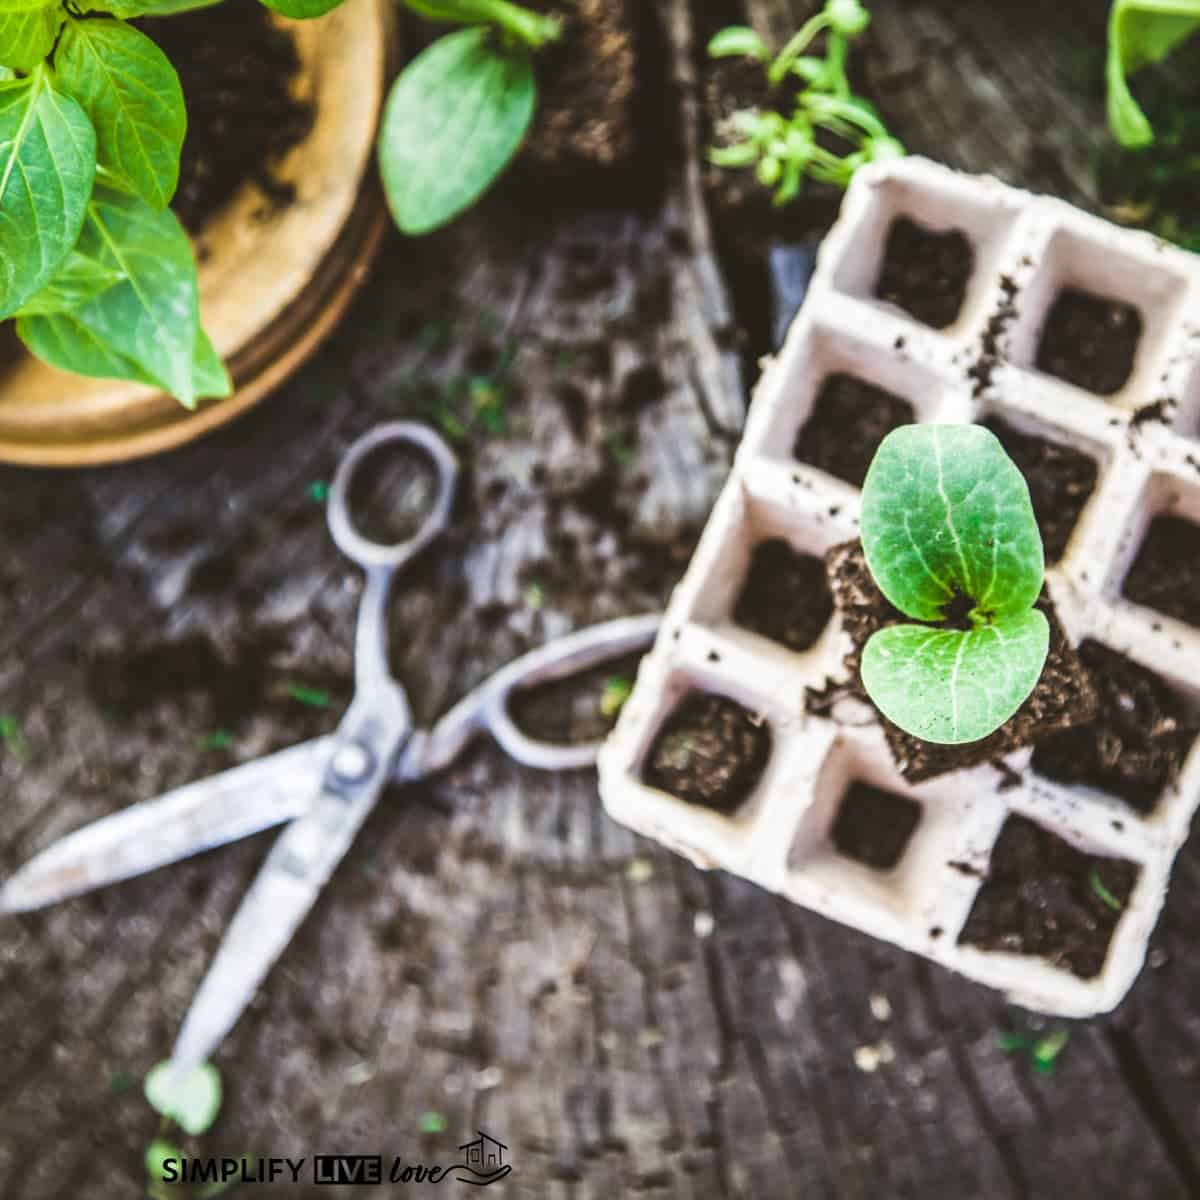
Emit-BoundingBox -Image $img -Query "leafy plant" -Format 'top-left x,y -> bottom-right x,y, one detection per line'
1107,0 -> 1200,147
1,14 -> 229,409
0,0 -> 557,408
707,0 -> 903,206
858,425 -> 1049,745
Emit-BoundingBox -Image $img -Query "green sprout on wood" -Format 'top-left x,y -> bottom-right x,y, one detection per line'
1106,0 -> 1200,148
707,0 -> 903,206
999,1028 -> 1070,1075
858,425 -> 1049,745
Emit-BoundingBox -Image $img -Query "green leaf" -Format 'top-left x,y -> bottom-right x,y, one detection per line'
191,325 -> 232,397
0,69 -> 96,318
0,3 -> 63,72
860,425 -> 1044,624
258,0 -> 346,16
0,0 -> 62,13
18,306 -> 231,401
1107,0 -> 1200,147
707,25 -> 770,60
60,184 -> 202,403
15,247 -> 124,316
18,308 -> 158,384
378,27 -> 534,236
93,0 -> 223,17
144,1061 -> 223,1136
144,1139 -> 182,1183
55,19 -> 186,209
861,610 -> 1050,744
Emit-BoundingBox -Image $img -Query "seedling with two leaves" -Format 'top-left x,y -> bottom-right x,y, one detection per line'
858,425 -> 1050,746
707,0 -> 903,206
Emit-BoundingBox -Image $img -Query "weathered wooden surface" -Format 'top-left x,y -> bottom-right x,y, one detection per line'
1,1 -> 1198,1196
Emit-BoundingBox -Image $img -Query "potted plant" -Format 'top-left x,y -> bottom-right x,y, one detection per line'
0,0 -> 395,465
598,156 -> 1200,1017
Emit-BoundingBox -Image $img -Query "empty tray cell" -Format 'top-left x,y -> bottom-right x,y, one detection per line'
1035,288 -> 1142,396
1123,513 -> 1200,628
958,814 -> 1138,979
793,373 -> 915,487
733,538 -> 833,653
980,414 -> 1099,564
831,781 -> 921,870
1031,640 -> 1200,814
874,217 -> 974,329
830,168 -> 1021,335
1174,356 -> 1200,439
642,691 -> 772,815
1007,224 -> 1189,405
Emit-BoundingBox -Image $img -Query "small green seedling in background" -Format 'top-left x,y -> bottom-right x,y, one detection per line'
284,683 -> 333,709
1106,0 -> 1200,148
600,675 -> 633,719
307,480 -> 331,503
858,425 -> 1049,745
419,1110 -> 448,1134
0,716 -> 29,761
1089,867 -> 1125,912
707,0 -> 904,206
143,1060 -> 245,1197
379,0 -> 562,235
196,729 -> 234,753
999,1028 -> 1070,1075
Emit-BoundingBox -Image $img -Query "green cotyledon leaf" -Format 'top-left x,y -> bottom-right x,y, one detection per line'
861,610 -> 1050,744
55,18 -> 186,210
0,68 -> 96,318
860,424 -> 1044,624
378,26 -> 535,236
0,3 -> 63,72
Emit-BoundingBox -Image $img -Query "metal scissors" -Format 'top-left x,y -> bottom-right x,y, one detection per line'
1,422 -> 658,1079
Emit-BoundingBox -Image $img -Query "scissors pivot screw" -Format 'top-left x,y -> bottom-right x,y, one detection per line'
331,742 -> 373,783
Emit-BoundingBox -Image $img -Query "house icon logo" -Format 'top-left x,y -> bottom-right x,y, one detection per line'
454,1131 -> 511,1186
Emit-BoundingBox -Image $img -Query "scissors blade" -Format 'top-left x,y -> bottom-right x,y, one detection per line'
170,760 -> 389,1077
0,738 -> 332,914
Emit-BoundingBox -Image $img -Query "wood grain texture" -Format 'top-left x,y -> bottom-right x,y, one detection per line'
1,1 -> 1197,1196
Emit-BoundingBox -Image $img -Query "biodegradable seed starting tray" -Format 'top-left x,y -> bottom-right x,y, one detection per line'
598,157 -> 1200,1017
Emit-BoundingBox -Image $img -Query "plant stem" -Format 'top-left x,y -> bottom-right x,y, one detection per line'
405,0 -> 562,49
768,11 -> 831,85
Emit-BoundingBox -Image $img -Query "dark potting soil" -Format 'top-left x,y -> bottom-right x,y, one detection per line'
524,0 -> 639,172
139,0 -> 314,233
958,814 -> 1137,979
1034,287 -> 1142,395
1032,640 -> 1199,812
874,217 -> 974,329
1122,514 -> 1200,628
733,539 -> 833,652
831,782 -> 921,870
982,417 -> 1098,564
793,373 -> 916,487
821,540 -> 1098,783
643,692 -> 771,813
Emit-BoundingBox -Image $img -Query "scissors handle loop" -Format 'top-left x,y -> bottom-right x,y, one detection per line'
327,422 -> 459,571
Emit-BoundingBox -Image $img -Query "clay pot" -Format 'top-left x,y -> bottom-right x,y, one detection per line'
0,0 -> 395,467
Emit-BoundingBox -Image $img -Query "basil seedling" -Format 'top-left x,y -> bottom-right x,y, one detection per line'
858,425 -> 1050,745
1106,0 -> 1200,148
707,0 -> 903,207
